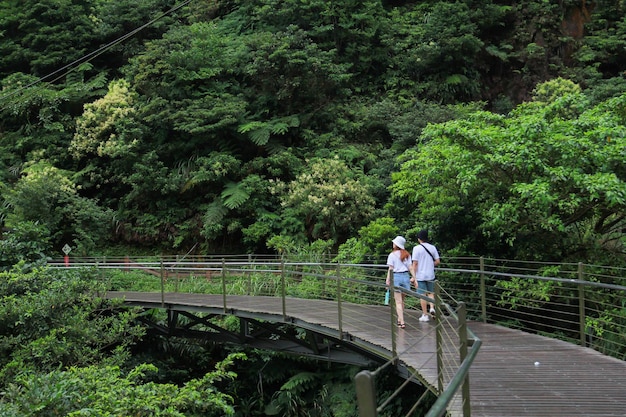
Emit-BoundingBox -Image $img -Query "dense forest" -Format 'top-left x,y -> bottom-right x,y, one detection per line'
1,1 -> 625,415
1,0 -> 625,267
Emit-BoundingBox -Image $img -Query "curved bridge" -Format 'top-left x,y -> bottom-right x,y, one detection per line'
52,256 -> 626,417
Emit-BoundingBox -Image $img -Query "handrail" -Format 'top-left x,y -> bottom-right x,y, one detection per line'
437,259 -> 626,360
46,256 -> 481,417
46,255 -> 626,415
425,338 -> 482,417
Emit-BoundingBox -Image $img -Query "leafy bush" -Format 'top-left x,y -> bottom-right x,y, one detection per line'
0,221 -> 51,272
0,356 -> 245,417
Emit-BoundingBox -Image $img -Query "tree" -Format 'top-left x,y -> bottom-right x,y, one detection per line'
390,79 -> 626,263
382,1 -> 510,103
2,161 -> 112,255
0,0 -> 99,78
272,157 -> 376,245
0,266 -> 244,416
0,68 -> 108,177
0,354 -> 243,416
0,268 -> 144,383
70,78 -> 144,204
0,221 -> 50,272
335,217 -> 399,264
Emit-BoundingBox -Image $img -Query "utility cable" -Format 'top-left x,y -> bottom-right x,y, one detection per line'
0,0 -> 193,112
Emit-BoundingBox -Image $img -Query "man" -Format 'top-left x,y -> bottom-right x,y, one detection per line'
411,229 -> 441,322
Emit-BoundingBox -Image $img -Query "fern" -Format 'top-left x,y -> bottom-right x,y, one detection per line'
279,372 -> 319,392
238,121 -> 270,145
237,115 -> 300,146
265,139 -> 286,155
203,200 -> 228,225
221,182 -> 250,209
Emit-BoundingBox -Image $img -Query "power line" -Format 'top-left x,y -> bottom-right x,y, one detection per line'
0,0 -> 193,112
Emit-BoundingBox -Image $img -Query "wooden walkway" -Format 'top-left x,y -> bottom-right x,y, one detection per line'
108,291 -> 626,417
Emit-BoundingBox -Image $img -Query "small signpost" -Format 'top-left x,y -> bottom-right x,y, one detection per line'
62,244 -> 71,266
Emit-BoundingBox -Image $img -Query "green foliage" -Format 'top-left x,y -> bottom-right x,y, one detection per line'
71,79 -> 140,159
2,161 -> 113,255
382,2 -> 509,102
391,80 -> 626,263
0,0 -> 99,77
532,77 -> 582,103
0,67 -> 106,174
233,353 -> 361,417
335,217 -> 399,264
585,302 -> 626,359
107,269 -> 163,292
272,157 -> 376,246
0,221 -> 50,271
238,115 -> 300,147
496,277 -> 556,309
0,354 -> 245,417
0,266 -> 247,416
0,268 -> 144,384
3,0 -> 626,261
221,182 -> 251,210
265,372 -> 326,416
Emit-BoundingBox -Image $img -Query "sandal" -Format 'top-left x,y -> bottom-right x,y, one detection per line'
399,323 -> 406,329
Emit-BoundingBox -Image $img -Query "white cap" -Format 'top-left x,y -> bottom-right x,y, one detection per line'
392,236 -> 406,250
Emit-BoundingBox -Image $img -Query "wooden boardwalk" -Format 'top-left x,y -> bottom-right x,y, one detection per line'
467,323 -> 626,417
108,291 -> 626,417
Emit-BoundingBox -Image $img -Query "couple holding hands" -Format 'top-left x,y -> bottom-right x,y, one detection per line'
386,230 -> 440,328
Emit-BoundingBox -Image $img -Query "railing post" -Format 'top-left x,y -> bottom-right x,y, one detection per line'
221,258 -> 227,313
458,302 -> 471,417
337,263 -> 343,340
95,260 -> 100,297
480,256 -> 486,323
160,257 -> 165,308
174,254 -> 180,293
247,254 -> 252,295
578,262 -> 586,347
389,274 -> 397,363
435,283 -> 444,393
355,370 -> 378,417
281,258 -> 287,321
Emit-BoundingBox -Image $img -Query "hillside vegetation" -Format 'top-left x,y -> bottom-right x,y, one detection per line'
1,0 -> 625,267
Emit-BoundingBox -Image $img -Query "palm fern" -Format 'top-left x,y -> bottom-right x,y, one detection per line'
238,115 -> 300,146
221,181 -> 250,210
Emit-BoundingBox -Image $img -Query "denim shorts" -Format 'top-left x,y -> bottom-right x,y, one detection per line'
417,280 -> 435,294
393,272 -> 411,291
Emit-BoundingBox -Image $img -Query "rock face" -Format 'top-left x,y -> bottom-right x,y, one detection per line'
561,1 -> 594,63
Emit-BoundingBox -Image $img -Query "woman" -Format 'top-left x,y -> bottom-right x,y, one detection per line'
386,235 -> 415,328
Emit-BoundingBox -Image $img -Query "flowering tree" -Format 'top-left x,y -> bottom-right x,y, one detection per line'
272,157 -> 376,245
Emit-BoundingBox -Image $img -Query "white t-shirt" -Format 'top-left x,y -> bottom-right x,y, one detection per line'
386,250 -> 412,273
412,243 -> 439,281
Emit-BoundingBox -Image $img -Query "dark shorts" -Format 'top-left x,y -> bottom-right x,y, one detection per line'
417,280 -> 435,294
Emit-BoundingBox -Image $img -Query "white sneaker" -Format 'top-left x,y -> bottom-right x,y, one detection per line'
419,314 -> 430,322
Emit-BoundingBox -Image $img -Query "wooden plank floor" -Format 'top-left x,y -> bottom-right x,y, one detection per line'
108,291 -> 626,417
467,322 -> 626,417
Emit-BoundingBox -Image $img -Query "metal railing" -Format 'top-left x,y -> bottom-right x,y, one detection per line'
355,280 -> 482,417
46,255 -> 626,415
47,255 -> 481,416
438,257 -> 626,360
